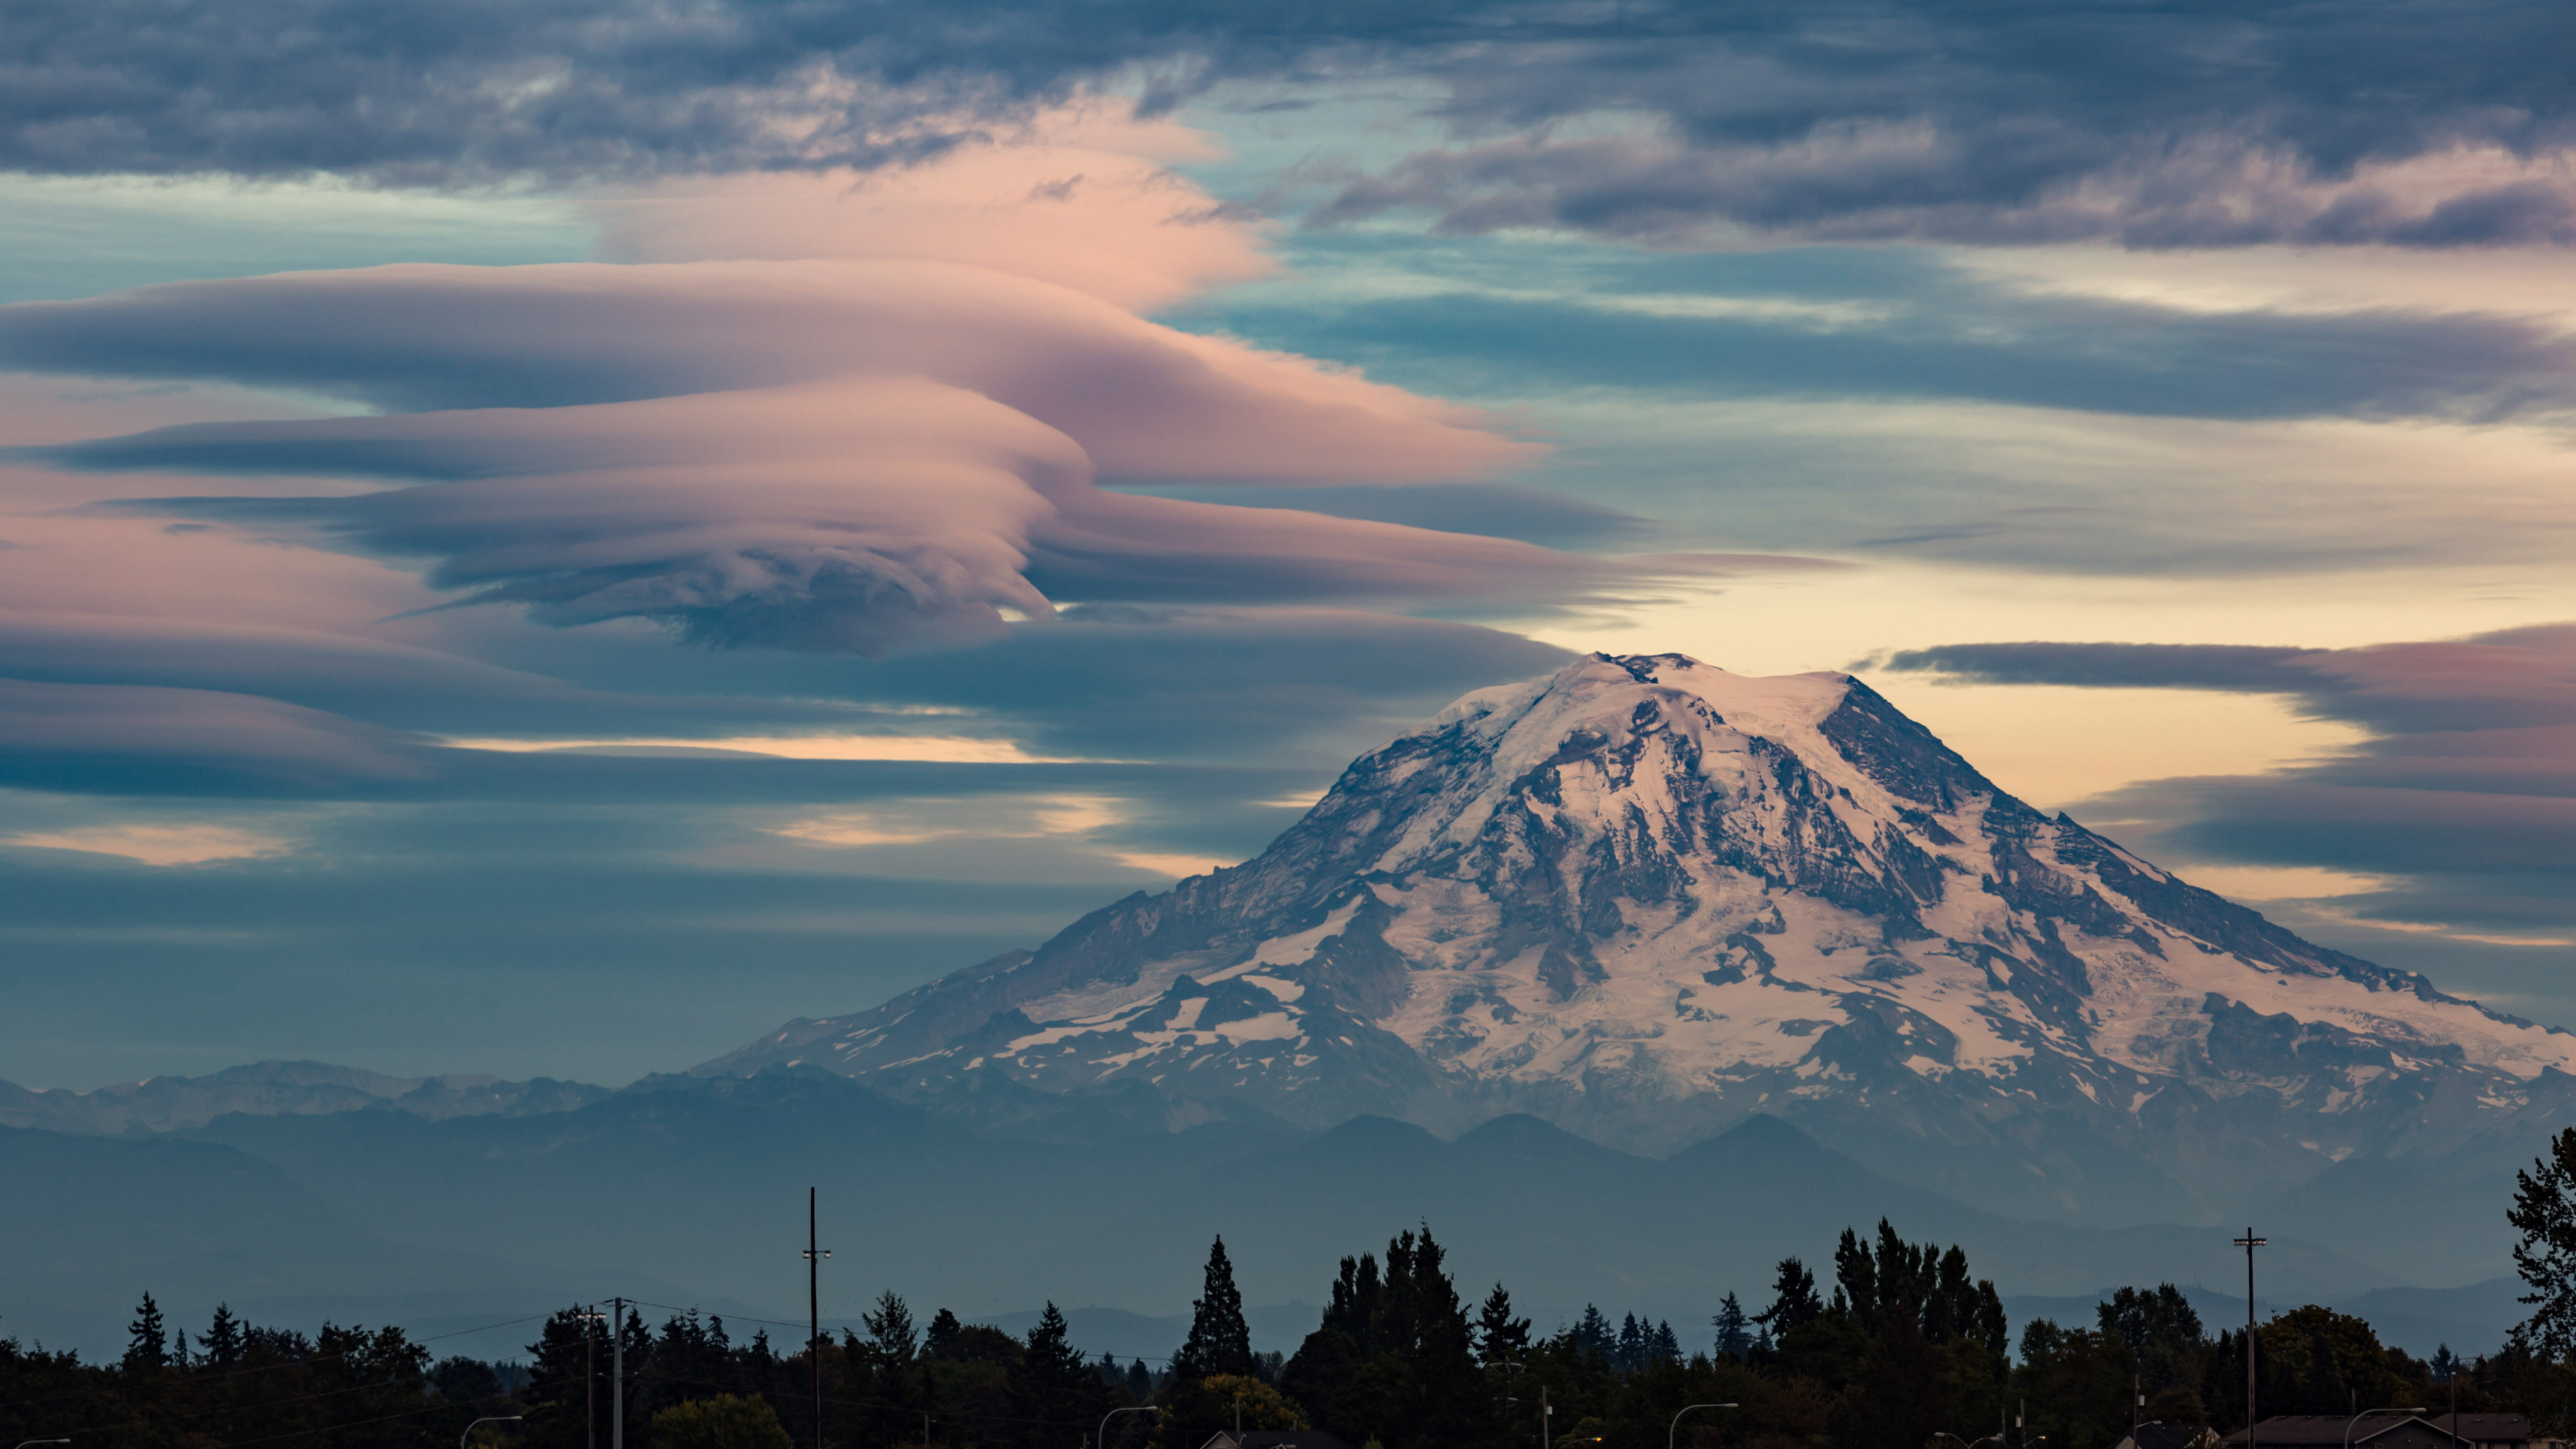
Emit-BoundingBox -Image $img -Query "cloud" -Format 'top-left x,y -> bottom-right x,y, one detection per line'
1880,627 -> 2576,735
0,257 -> 1539,478
585,108 -> 1275,311
10,1 -> 2575,252
5,821 -> 296,865
3,168 -> 1885,655
1875,625 -> 2576,947
1307,4 -> 2576,249
0,677 -> 433,792
1205,257 -> 2576,425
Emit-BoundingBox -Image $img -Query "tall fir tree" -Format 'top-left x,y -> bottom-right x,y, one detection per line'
1476,1284 -> 1531,1366
1614,1314 -> 1646,1372
1713,1293 -> 1753,1359
865,1292 -> 918,1363
203,1303 -> 244,1367
1573,1305 -> 1614,1360
1754,1258 -> 1823,1336
2512,1125 -> 2576,1356
1649,1321 -> 1680,1365
1011,1303 -> 1105,1449
1279,1226 -> 1487,1449
125,1292 -> 169,1372
1172,1236 -> 1253,1382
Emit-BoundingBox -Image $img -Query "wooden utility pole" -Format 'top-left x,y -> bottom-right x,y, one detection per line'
613,1297 -> 627,1449
2236,1230 -> 2268,1449
806,1188 -> 833,1449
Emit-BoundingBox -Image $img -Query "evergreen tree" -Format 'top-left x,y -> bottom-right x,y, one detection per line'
2433,1345 -> 2460,1383
1573,1306 -> 1614,1361
2512,1126 -> 2576,1356
1754,1260 -> 1822,1336
1476,1284 -> 1531,1366
1649,1321 -> 1680,1365
1011,1301 -> 1108,1449
204,1303 -> 245,1367
1614,1314 -> 1646,1373
1279,1227 -> 1489,1449
1126,1358 -> 1153,1404
1712,1294 -> 1752,1360
125,1292 -> 169,1372
1173,1237 -> 1253,1382
865,1292 -> 918,1363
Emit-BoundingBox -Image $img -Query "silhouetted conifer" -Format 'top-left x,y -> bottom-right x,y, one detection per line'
1172,1237 -> 1253,1382
1476,1284 -> 1531,1365
124,1292 -> 169,1372
1712,1293 -> 1752,1360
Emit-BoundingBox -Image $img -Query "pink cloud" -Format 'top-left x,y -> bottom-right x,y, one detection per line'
0,116 -> 1816,669
0,677 -> 430,788
586,108 -> 1276,311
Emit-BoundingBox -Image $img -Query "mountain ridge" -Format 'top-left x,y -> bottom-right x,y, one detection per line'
702,651 -> 2576,1223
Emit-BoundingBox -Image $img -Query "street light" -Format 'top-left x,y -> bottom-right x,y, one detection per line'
1670,1403 -> 1738,1449
2343,1409 -> 2427,1449
462,1417 -> 524,1449
16,1439 -> 72,1449
1100,1404 -> 1161,1449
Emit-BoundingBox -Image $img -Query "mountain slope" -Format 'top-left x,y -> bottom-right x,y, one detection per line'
0,1059 -> 608,1134
706,653 -> 2576,1219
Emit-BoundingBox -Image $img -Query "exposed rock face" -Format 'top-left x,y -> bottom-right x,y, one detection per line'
705,653 -> 2576,1220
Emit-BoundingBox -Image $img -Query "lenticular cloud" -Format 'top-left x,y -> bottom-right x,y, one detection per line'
0,125 -> 1706,654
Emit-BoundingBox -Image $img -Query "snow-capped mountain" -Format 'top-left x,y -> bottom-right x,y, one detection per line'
706,653 -> 2576,1219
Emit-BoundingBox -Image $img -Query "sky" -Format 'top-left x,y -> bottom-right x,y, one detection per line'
4,0 -> 2576,1091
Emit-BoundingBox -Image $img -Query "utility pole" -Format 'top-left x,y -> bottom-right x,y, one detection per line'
2236,1229 -> 2267,1449
613,1297 -> 627,1449
806,1187 -> 833,1449
579,1307 -> 609,1449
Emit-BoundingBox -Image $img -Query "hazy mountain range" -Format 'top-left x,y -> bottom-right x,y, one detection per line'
3,655 -> 2554,1362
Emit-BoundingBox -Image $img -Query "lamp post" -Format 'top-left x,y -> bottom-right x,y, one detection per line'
1099,1404 -> 1160,1449
1669,1403 -> 1738,1449
16,1439 -> 72,1449
462,1417 -> 525,1449
2343,1408 -> 2427,1449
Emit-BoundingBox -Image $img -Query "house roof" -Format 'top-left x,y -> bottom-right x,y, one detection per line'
2218,1416 -> 2532,1446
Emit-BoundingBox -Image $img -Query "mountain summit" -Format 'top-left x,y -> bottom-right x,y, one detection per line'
708,653 -> 2576,1219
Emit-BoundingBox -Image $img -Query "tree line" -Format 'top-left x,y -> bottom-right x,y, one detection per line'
26,1123 -> 2576,1449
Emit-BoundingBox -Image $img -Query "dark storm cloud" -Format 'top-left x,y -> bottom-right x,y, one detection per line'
11,0 -> 2576,249
1315,3 -> 2576,247
1877,626 -> 2576,943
